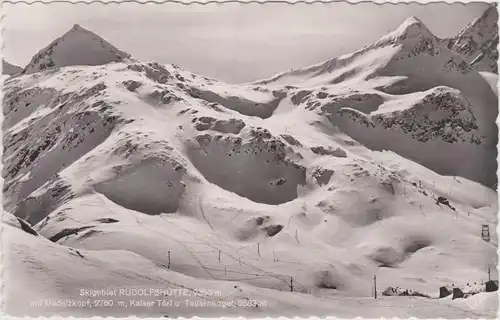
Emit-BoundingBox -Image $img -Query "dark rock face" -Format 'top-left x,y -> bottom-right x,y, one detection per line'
312,167 -> 334,186
280,134 -> 302,147
123,80 -> 142,92
371,88 -> 481,145
311,146 -> 347,158
193,116 -> 246,134
148,88 -> 182,105
255,216 -> 270,226
127,62 -> 173,84
291,90 -> 312,105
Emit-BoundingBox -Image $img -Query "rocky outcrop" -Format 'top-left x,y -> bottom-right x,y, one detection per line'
371,87 -> 482,145
312,167 -> 335,186
193,116 -> 246,134
311,146 -> 347,158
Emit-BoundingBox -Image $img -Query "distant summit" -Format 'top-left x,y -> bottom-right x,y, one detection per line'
445,4 -> 498,73
2,60 -> 22,75
22,24 -> 131,75
254,14 -> 497,187
377,16 -> 436,45
256,15 -> 469,86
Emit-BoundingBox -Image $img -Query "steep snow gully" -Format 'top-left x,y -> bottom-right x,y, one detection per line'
3,6 -> 499,318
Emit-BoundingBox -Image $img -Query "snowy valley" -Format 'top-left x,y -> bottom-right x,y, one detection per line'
2,5 -> 499,318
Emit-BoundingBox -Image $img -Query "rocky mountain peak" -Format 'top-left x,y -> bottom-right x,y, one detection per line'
446,4 -> 498,73
22,24 -> 131,75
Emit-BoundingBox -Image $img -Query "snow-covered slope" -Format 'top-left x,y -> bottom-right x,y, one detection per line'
445,4 -> 498,74
2,60 -> 22,75
22,24 -> 131,75
3,13 -> 498,318
257,16 -> 498,188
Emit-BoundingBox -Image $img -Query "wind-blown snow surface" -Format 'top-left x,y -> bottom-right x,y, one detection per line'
3,18 -> 498,318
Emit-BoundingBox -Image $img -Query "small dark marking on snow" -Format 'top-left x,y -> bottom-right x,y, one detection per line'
96,218 -> 119,224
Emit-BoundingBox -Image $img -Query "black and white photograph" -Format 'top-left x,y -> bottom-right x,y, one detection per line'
1,0 -> 499,318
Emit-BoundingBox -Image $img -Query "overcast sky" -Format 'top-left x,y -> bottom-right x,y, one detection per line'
2,2 -> 490,83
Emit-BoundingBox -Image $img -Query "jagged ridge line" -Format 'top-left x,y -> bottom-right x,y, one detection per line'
2,0 -> 494,4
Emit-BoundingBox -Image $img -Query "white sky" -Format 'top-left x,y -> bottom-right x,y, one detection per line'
2,2 -> 491,83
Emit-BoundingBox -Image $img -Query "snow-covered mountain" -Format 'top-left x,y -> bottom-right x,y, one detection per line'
258,16 -> 498,188
3,17 -> 498,318
445,4 -> 498,74
22,24 -> 131,75
2,59 -> 22,75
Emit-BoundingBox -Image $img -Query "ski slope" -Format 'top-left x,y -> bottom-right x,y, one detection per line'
3,8 -> 498,319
